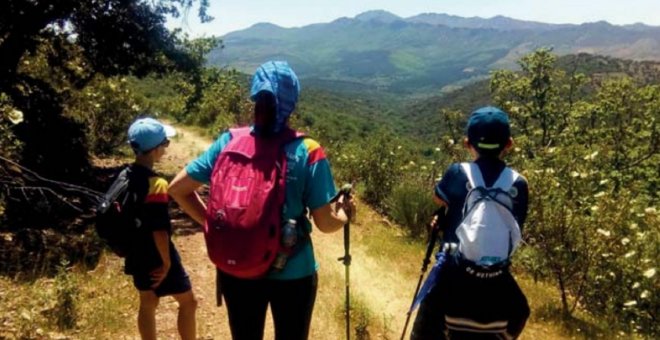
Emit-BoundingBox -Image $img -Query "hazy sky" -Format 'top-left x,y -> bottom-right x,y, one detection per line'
168,0 -> 660,37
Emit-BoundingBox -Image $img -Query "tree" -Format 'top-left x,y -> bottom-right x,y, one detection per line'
0,0 -> 212,179
491,49 -> 658,336
0,0 -> 212,87
0,0 -> 215,274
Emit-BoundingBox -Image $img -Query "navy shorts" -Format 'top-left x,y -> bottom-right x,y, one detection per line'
132,246 -> 192,297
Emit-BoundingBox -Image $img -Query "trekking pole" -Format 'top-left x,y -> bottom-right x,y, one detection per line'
400,207 -> 446,340
335,184 -> 353,340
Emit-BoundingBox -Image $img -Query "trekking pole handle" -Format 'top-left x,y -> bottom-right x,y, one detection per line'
336,183 -> 353,266
332,183 -> 354,223
332,183 -> 353,202
340,183 -> 353,195
421,207 -> 446,272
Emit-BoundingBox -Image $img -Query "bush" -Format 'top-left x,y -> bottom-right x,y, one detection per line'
491,49 -> 659,336
332,131 -> 405,210
384,179 -> 437,238
0,93 -> 24,219
128,73 -> 191,120
186,68 -> 251,134
64,76 -> 141,155
0,93 -> 23,160
54,261 -> 79,330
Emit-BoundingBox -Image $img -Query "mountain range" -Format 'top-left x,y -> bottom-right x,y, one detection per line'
207,10 -> 660,93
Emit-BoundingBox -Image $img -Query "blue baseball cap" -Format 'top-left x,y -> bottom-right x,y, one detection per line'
466,106 -> 511,154
249,61 -> 300,133
127,117 -> 176,153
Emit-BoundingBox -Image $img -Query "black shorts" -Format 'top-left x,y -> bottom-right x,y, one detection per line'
132,246 -> 191,297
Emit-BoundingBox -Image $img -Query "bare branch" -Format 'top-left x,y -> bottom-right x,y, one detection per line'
0,155 -> 104,200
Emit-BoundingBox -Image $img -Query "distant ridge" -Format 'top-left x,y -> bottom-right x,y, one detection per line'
208,10 -> 660,93
355,10 -> 403,23
405,13 -> 572,31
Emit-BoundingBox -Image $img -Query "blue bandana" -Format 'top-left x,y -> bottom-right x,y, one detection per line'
250,61 -> 300,134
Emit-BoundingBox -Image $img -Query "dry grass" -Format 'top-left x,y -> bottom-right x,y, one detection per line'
0,254 -> 136,339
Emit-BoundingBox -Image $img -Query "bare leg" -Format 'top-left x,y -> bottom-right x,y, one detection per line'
138,290 -> 160,340
172,290 -> 197,340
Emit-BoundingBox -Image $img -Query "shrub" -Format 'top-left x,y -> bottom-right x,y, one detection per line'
54,261 -> 79,330
332,131 -> 405,210
64,76 -> 141,155
491,49 -> 659,336
186,68 -> 251,134
384,179 -> 437,238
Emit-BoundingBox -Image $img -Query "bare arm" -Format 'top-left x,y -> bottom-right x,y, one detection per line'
429,195 -> 449,236
311,195 -> 356,233
168,169 -> 207,226
433,195 -> 448,208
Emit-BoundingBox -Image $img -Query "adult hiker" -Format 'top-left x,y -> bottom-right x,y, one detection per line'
410,107 -> 530,339
168,61 -> 355,340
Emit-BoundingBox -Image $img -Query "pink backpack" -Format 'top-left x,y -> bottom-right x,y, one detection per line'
205,127 -> 304,278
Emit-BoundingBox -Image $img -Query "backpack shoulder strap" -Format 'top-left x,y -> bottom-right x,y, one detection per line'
278,128 -> 306,145
460,162 -> 485,189
229,127 -> 251,139
224,127 -> 305,151
492,167 -> 520,191
106,167 -> 131,199
223,127 -> 257,157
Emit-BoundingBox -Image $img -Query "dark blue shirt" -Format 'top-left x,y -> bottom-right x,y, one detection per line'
124,164 -> 173,275
434,158 -> 529,243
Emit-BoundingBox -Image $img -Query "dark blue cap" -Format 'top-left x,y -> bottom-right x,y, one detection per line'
466,106 -> 511,154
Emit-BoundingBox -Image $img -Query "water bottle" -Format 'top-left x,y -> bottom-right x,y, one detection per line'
272,252 -> 287,271
281,219 -> 297,248
272,219 -> 298,271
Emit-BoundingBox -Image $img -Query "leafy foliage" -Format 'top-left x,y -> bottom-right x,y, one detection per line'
64,77 -> 142,155
0,0 -> 213,275
489,49 -> 659,336
0,0 -> 213,175
331,131 -> 405,208
0,94 -> 22,160
185,68 -> 252,133
384,178 -> 437,238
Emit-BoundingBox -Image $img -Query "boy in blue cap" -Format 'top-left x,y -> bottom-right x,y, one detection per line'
169,61 -> 354,340
124,117 -> 197,340
411,107 -> 530,339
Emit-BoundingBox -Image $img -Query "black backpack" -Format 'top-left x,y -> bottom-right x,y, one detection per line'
95,167 -> 141,257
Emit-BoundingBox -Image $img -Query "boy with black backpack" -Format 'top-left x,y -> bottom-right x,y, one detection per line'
410,106 -> 530,340
97,117 -> 197,340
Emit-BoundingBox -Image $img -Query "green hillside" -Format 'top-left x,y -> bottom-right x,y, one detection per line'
291,53 -> 660,150
208,11 -> 660,94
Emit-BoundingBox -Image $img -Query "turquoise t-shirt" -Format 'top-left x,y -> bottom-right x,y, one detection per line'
185,129 -> 337,280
